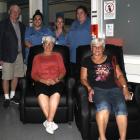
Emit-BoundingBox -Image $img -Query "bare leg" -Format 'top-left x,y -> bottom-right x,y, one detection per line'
2,80 -> 10,95
38,94 -> 49,119
116,115 -> 127,140
11,77 -> 18,91
48,92 -> 60,122
96,110 -> 110,140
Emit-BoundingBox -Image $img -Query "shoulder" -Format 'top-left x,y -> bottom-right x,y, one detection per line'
86,17 -> 91,24
70,20 -> 79,30
33,54 -> 42,60
52,52 -> 62,57
0,18 -> 9,26
25,26 -> 34,32
83,56 -> 91,62
0,18 -> 12,32
81,56 -> 91,67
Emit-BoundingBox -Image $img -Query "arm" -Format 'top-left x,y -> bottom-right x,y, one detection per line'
31,56 -> 40,81
24,27 -> 32,48
115,64 -> 133,100
25,41 -> 32,48
80,67 -> 94,102
0,21 -> 4,63
55,53 -> 66,82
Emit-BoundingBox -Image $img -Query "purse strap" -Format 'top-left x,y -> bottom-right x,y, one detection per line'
111,56 -> 121,88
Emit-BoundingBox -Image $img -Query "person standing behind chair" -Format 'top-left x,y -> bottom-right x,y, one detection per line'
31,36 -> 66,134
81,38 -> 133,140
0,4 -> 26,108
25,10 -> 53,64
54,16 -> 67,46
66,5 -> 92,77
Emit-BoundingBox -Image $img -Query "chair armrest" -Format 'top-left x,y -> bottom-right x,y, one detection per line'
76,83 -> 89,110
19,77 -> 27,98
66,77 -> 76,121
19,77 -> 27,122
75,83 -> 89,139
76,83 -> 89,120
19,77 -> 26,89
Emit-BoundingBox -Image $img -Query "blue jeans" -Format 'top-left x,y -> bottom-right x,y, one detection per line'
93,87 -> 128,116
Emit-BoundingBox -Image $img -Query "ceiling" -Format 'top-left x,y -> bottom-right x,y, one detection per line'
4,0 -> 90,5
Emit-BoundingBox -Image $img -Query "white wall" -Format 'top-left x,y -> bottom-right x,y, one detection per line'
29,0 -> 42,24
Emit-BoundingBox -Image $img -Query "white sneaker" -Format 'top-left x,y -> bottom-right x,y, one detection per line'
43,120 -> 58,131
45,122 -> 54,134
43,120 -> 48,128
51,122 -> 58,130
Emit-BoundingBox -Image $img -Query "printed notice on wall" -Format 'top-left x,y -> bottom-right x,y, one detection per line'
106,24 -> 114,37
104,0 -> 116,20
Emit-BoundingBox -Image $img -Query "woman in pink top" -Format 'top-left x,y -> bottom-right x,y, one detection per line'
31,36 -> 66,134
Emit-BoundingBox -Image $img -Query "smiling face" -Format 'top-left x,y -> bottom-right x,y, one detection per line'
91,39 -> 105,56
43,41 -> 54,54
91,44 -> 104,56
56,17 -> 64,29
9,5 -> 21,22
33,15 -> 42,28
76,8 -> 87,24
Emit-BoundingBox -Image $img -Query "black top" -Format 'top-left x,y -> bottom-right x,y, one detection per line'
81,55 -> 118,89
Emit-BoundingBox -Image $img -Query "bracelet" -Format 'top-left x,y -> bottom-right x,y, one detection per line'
122,85 -> 127,88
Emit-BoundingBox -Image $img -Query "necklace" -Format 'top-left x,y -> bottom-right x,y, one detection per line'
92,55 -> 107,64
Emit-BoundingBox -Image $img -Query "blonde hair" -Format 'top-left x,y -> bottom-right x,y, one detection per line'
91,38 -> 105,48
42,36 -> 55,44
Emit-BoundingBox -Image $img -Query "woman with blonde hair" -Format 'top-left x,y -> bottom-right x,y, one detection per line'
80,38 -> 133,140
54,16 -> 67,46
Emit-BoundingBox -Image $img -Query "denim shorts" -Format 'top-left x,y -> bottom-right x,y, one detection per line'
93,87 -> 128,116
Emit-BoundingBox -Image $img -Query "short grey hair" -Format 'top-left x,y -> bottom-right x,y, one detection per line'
42,36 -> 55,44
91,38 -> 105,48
9,4 -> 21,15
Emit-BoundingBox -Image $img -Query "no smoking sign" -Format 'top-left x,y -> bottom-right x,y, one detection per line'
105,2 -> 114,13
104,0 -> 116,20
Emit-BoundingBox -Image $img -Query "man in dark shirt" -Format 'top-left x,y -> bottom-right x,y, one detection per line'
0,4 -> 25,108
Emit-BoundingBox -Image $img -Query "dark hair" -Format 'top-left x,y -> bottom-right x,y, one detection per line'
76,5 -> 89,16
33,9 -> 43,21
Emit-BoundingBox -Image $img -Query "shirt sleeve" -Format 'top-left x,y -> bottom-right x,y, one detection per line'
56,53 -> 66,76
81,57 -> 89,68
31,55 -> 40,81
25,26 -> 32,42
